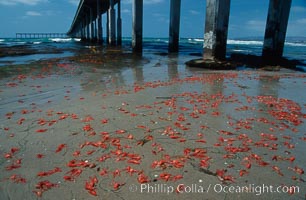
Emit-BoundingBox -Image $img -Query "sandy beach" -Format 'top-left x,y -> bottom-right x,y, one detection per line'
0,46 -> 305,200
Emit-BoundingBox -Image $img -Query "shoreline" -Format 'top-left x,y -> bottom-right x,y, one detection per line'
1,40 -> 306,71
0,45 -> 65,58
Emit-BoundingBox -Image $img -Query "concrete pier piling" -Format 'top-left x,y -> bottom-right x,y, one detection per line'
90,8 -> 95,41
203,0 -> 231,61
168,0 -> 181,52
86,14 -> 90,40
117,0 -> 122,46
97,0 -> 103,43
262,0 -> 292,64
108,0 -> 116,45
132,0 -> 143,52
106,10 -> 110,44
81,20 -> 85,41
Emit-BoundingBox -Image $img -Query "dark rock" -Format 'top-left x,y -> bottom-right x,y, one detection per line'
185,58 -> 236,70
186,53 -> 306,71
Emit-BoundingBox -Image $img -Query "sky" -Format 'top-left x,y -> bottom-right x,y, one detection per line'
0,0 -> 306,39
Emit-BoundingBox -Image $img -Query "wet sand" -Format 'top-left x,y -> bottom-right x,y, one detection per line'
0,48 -> 305,200
0,45 -> 64,58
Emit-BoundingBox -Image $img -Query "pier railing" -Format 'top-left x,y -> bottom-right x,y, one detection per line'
16,33 -> 68,39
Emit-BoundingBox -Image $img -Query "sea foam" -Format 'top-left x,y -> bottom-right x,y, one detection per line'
50,38 -> 72,42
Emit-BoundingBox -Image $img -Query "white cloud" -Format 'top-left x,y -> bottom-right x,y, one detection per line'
246,20 -> 265,26
22,10 -> 57,19
144,0 -> 163,4
26,11 -> 42,16
287,18 -> 306,36
122,9 -> 131,14
68,0 -> 79,6
123,0 -> 163,5
151,13 -> 168,23
296,18 -> 306,24
244,18 -> 306,37
246,20 -> 266,31
43,10 -> 57,16
0,0 -> 48,6
189,10 -> 200,15
291,6 -> 306,13
152,13 -> 164,17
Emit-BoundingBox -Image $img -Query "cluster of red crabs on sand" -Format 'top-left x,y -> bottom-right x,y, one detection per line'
1,63 -> 306,198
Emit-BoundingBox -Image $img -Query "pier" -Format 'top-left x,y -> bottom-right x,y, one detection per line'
16,33 -> 67,39
68,0 -> 292,64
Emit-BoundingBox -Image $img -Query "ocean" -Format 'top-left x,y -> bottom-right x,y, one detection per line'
0,37 -> 306,70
